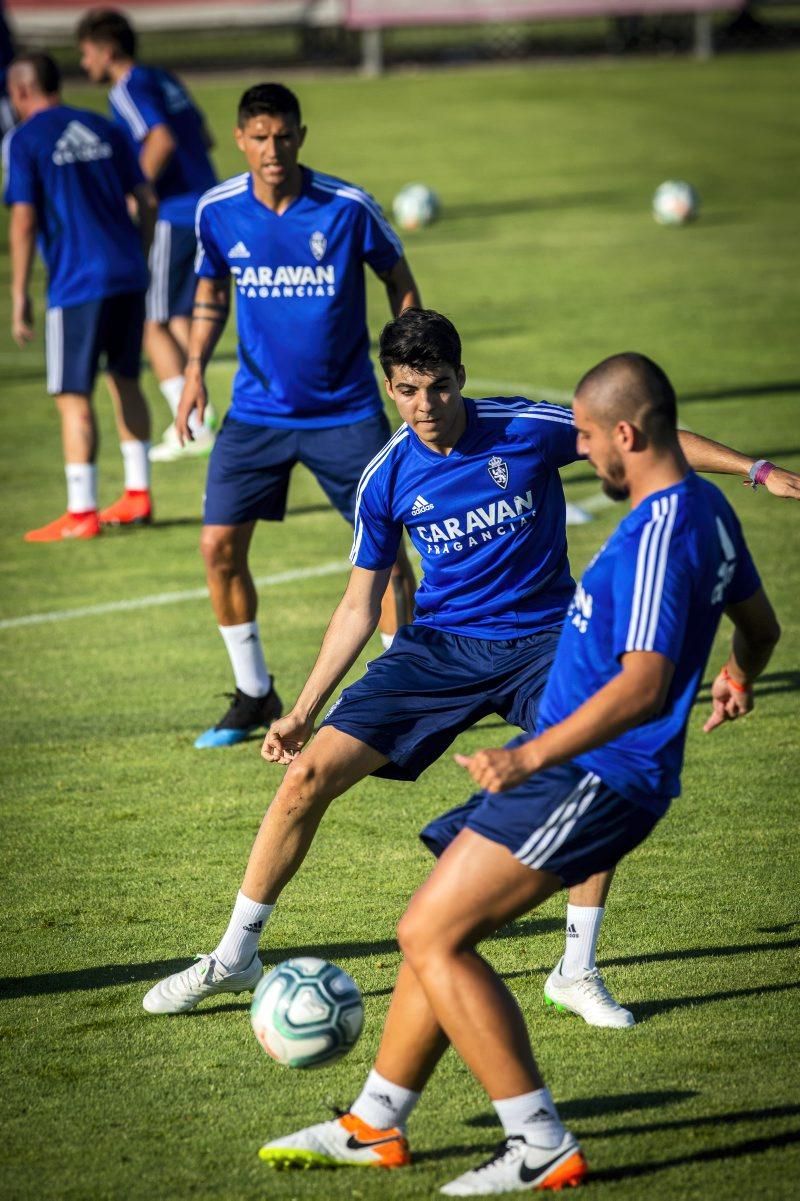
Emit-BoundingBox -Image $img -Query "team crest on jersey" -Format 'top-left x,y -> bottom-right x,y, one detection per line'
310,231 -> 327,261
487,456 -> 509,489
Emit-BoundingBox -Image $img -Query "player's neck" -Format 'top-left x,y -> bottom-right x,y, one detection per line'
107,58 -> 134,85
627,446 -> 690,509
251,166 -> 304,214
24,94 -> 60,119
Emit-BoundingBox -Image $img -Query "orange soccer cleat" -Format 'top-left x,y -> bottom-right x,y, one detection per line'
259,1111 -> 411,1171
98,489 -> 153,526
24,510 -> 102,543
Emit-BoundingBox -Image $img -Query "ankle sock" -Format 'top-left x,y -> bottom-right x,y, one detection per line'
561,904 -> 604,980
493,1087 -> 564,1148
351,1068 -> 420,1131
213,891 -> 274,970
219,622 -> 271,698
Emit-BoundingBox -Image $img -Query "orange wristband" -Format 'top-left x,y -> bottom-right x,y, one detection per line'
721,666 -> 749,693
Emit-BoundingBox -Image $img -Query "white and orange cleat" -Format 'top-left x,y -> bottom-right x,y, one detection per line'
259,1112 -> 410,1171
99,489 -> 153,526
440,1132 -> 587,1195
24,510 -> 101,543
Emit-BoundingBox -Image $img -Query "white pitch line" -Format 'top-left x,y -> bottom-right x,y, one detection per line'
0,560 -> 349,632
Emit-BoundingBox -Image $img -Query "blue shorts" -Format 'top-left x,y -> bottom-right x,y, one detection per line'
45,292 -> 145,396
203,411 -> 392,527
322,624 -> 561,782
421,758 -> 664,887
146,221 -> 197,322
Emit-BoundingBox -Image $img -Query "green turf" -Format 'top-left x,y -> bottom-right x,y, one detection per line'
1,53 -> 799,1201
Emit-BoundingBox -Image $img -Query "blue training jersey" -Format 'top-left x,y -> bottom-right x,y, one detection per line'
537,472 -> 761,812
195,167 -> 403,429
109,65 -> 216,228
351,396 -> 579,637
2,104 -> 148,308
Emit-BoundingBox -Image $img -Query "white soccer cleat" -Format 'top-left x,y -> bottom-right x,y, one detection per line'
544,958 -> 635,1028
142,952 -> 263,1014
259,1112 -> 410,1170
440,1132 -> 587,1195
148,409 -> 217,462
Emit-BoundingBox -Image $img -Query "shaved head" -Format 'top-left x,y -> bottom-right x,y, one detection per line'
9,53 -> 61,98
575,353 -> 677,448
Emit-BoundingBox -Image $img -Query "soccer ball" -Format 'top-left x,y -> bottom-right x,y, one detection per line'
250,956 -> 364,1069
392,183 -> 440,231
652,180 -> 700,226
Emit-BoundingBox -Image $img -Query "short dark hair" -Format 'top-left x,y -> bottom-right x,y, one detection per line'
75,9 -> 136,58
575,352 -> 677,446
379,309 -> 462,378
237,83 -> 301,129
11,52 -> 61,96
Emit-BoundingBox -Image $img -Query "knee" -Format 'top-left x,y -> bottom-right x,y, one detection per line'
276,755 -> 324,811
201,528 -> 237,576
397,906 -> 435,971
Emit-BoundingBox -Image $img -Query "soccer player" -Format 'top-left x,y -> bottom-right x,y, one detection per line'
258,352 -> 780,1193
176,82 -> 419,749
143,309 -> 797,1019
77,7 -> 219,466
4,52 -> 157,542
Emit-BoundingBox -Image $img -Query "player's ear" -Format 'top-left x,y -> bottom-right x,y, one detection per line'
456,365 -> 466,389
234,125 -> 245,153
297,124 -> 307,149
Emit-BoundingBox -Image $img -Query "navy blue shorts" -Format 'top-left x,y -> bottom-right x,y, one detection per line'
322,624 -> 561,782
203,411 -> 392,527
46,292 -> 145,396
421,758 -> 664,887
146,221 -> 197,322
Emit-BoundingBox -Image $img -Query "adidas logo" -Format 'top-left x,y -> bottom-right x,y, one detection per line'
369,1091 -> 395,1109
566,923 -> 579,938
228,241 -> 251,259
52,121 -> 112,166
523,1107 -> 555,1123
243,920 -> 263,933
410,495 -> 434,517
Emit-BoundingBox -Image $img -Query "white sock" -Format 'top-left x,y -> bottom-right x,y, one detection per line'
561,904 -> 605,979
351,1069 -> 421,1131
380,631 -> 394,650
159,374 -> 201,434
120,440 -> 151,491
65,463 -> 97,512
494,1087 -> 564,1148
219,622 -> 271,698
213,891 -> 274,971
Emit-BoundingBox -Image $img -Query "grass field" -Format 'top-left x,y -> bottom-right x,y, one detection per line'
1,52 -> 799,1201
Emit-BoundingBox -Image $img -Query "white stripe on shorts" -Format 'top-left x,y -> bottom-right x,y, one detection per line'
46,307 -> 64,395
514,771 -> 601,869
146,220 -> 171,322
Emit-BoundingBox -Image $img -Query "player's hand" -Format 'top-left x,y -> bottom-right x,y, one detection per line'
11,294 -> 34,347
742,465 -> 800,501
262,711 -> 314,765
176,367 -> 206,444
454,747 -> 534,793
703,670 -> 753,733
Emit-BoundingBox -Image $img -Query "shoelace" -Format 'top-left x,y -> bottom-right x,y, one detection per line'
575,968 -> 618,1005
473,1137 -> 526,1173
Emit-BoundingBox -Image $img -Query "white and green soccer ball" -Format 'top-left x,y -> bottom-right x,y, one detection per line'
652,180 -> 700,226
392,183 -> 440,231
250,956 -> 364,1068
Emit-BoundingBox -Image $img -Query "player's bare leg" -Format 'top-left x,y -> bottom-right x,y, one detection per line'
378,541 -> 416,647
242,726 -> 388,902
261,832 -> 587,1189
194,520 -> 284,747
143,727 -> 387,1013
547,866 -> 633,1028
99,373 -> 153,526
147,316 -> 217,461
25,392 -> 102,541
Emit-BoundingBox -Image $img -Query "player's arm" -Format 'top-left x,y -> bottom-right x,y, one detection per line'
457,651 -> 675,793
139,122 -> 177,182
9,202 -> 36,347
378,256 -> 422,316
176,276 -> 230,442
130,181 -> 158,259
677,429 -> 800,501
262,566 -> 392,765
704,586 -> 780,732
